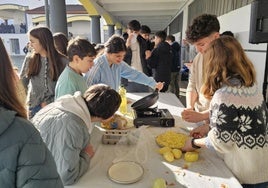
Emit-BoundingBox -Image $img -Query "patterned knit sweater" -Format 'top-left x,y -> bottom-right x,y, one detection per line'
207,78 -> 268,184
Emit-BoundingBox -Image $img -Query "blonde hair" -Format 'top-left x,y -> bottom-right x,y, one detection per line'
202,36 -> 256,99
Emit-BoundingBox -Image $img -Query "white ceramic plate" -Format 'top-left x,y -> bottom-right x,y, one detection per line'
107,161 -> 144,184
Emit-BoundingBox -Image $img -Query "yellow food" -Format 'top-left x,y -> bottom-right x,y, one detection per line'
101,114 -> 128,129
158,146 -> 172,154
184,151 -> 199,162
152,178 -> 167,188
156,131 -> 188,148
172,149 -> 182,159
163,151 -> 174,162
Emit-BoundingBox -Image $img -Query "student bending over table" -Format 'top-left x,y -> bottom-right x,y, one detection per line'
32,84 -> 121,185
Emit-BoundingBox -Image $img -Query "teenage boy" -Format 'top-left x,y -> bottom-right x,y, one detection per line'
166,34 -> 181,97
32,84 -> 121,185
123,20 -> 152,92
55,37 -> 96,99
181,14 -> 220,137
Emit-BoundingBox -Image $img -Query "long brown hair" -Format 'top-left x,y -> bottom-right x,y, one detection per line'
53,32 -> 68,56
27,27 -> 66,81
202,36 -> 256,99
0,39 -> 27,118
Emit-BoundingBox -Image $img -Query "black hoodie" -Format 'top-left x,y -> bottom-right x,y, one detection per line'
147,41 -> 172,91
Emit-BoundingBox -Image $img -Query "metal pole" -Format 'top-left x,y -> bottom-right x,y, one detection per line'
44,0 -> 50,28
49,0 -> 68,35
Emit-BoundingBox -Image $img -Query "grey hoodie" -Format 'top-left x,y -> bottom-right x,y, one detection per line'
32,92 -> 92,185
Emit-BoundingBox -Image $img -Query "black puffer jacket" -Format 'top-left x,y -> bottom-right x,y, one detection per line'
147,41 -> 172,92
170,41 -> 181,72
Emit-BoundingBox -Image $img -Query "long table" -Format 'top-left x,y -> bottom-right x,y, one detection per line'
65,92 -> 242,188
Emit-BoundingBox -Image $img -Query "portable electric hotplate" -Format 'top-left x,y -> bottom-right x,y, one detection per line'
131,89 -> 175,128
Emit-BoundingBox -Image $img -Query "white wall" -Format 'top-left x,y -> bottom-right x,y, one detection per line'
68,21 -> 90,39
0,34 -> 28,55
218,4 -> 267,92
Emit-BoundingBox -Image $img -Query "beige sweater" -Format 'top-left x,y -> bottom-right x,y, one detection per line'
186,53 -> 210,112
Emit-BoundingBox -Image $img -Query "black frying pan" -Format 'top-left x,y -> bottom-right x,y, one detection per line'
131,89 -> 159,110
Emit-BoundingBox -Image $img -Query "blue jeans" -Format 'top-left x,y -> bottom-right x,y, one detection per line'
29,104 -> 42,119
242,182 -> 268,188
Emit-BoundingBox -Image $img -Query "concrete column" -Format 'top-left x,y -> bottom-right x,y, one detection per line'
49,0 -> 67,36
107,24 -> 115,37
44,0 -> 50,28
115,28 -> 122,36
90,15 -> 101,44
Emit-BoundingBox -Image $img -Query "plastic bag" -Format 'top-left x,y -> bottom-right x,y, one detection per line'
113,126 -> 153,165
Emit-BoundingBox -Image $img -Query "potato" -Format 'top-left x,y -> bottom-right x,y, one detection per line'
163,151 -> 174,162
153,178 -> 167,188
158,146 -> 172,154
172,149 -> 182,159
184,151 -> 199,162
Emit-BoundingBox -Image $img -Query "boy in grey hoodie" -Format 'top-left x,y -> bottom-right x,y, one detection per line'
32,84 -> 121,185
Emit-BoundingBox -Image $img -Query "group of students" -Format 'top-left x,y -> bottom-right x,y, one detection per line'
0,13 -> 267,188
180,14 -> 268,188
122,20 -> 181,94
0,23 -> 165,186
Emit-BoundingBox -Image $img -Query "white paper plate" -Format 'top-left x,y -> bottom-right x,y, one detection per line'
107,161 -> 144,184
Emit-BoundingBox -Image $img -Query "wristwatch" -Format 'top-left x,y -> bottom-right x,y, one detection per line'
191,138 -> 201,149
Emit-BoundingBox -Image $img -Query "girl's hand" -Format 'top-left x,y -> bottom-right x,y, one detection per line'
181,138 -> 195,152
155,82 -> 164,91
190,124 -> 210,138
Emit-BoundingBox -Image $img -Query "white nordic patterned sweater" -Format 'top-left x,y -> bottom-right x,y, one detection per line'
207,78 -> 268,184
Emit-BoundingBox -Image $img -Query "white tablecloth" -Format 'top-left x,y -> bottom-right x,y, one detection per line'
65,93 -> 242,188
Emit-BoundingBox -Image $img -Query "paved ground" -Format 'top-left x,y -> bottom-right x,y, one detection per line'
178,80 -> 188,107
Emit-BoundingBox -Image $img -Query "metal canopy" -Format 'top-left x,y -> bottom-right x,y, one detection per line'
94,0 -> 190,33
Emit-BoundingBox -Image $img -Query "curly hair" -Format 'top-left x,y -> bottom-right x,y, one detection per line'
186,14 -> 220,43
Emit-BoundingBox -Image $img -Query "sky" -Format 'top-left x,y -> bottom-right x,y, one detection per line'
1,0 -> 81,9
0,0 -> 82,24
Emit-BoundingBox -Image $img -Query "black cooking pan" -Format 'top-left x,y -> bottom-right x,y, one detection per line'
131,89 -> 159,110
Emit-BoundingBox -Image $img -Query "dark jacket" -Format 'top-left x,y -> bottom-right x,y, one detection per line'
170,41 -> 181,72
0,107 -> 63,188
124,34 -> 151,76
147,41 -> 172,91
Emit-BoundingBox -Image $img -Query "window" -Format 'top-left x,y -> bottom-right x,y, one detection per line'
10,38 -> 20,55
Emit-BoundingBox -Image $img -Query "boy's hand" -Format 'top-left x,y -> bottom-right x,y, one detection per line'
83,144 -> 95,158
